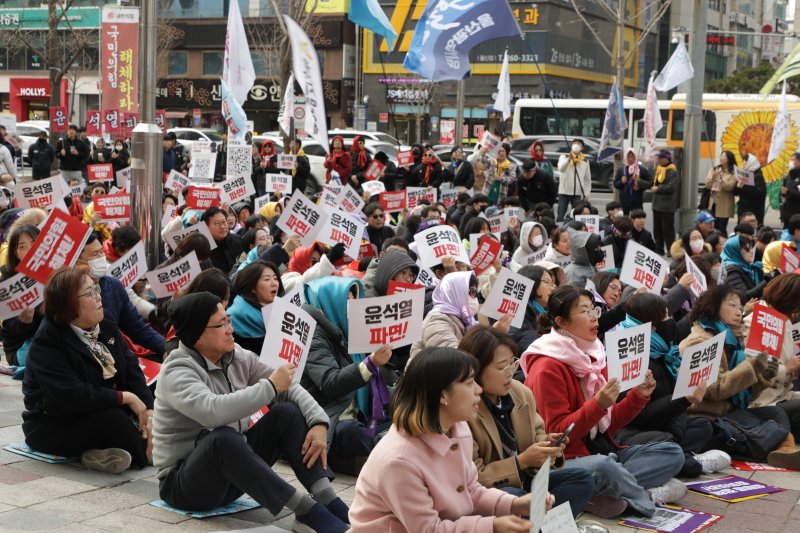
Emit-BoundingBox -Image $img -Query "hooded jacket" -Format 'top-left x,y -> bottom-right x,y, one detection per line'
281,243 -> 336,294
564,228 -> 602,288
510,222 -> 548,272
367,249 -> 419,297
613,148 -> 652,210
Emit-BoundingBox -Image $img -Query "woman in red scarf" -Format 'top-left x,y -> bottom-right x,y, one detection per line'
324,136 -> 352,184
412,146 -> 443,188
349,136 -> 372,189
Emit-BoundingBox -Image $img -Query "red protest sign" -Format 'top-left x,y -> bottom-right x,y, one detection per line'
50,106 -> 68,132
122,112 -> 139,138
186,186 -> 221,210
94,193 -> 131,223
387,280 -> 425,295
88,163 -> 114,183
780,243 -> 800,273
155,109 -> 167,133
396,150 -> 413,167
470,236 -> 503,276
138,357 -> 161,386
358,242 -> 377,260
364,160 -> 384,181
379,190 -> 406,213
103,109 -> 121,136
18,209 -> 91,285
746,303 -> 787,359
85,110 -> 102,135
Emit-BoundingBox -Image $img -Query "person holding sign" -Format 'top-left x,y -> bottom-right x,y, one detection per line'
82,182 -> 113,241
410,147 -> 443,189
679,285 -> 799,469
508,266 -> 556,357
736,148 -> 767,227
349,347 -> 544,532
510,221 -> 548,273
23,268 -> 154,473
154,293 -> 350,532
203,207 -> 244,275
522,285 -> 686,517
721,235 -> 774,301
228,261 -> 283,354
704,150 -> 737,233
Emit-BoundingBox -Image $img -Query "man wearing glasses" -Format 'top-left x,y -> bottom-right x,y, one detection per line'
364,202 -> 395,252
203,206 -> 244,274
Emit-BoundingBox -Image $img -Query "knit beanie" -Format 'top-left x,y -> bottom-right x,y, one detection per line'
168,292 -> 221,347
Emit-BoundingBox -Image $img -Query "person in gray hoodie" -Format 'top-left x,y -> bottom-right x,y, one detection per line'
153,292 -> 349,533
564,227 -> 606,289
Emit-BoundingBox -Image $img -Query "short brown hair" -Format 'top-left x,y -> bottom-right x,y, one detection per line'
44,267 -> 89,325
458,325 -> 518,383
763,273 -> 800,317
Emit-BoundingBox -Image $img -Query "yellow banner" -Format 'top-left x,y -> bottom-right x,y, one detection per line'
306,0 -> 349,14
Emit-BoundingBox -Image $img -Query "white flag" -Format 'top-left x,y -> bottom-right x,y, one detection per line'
223,0 -> 256,104
283,15 -> 330,155
278,74 -> 296,138
493,50 -> 511,122
653,40 -> 694,92
768,81 -> 789,164
643,72 -> 663,159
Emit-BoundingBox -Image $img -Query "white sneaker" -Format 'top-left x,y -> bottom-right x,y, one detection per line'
80,448 -> 131,474
647,478 -> 687,505
694,449 -> 732,474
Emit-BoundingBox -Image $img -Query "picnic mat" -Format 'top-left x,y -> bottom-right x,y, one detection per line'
150,496 -> 260,518
4,442 -> 75,463
685,475 -> 783,503
619,506 -> 721,533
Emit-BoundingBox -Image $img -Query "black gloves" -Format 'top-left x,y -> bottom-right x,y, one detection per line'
326,242 -> 346,263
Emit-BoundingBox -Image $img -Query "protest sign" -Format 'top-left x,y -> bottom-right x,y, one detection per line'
685,475 -> 783,502
440,188 -> 459,209
219,175 -> 255,205
226,142 -> 252,180
88,164 -> 114,183
620,240 -> 669,294
18,210 -> 91,285
163,222 -> 217,251
315,210 -> 363,260
605,323 -> 651,392
277,154 -> 296,170
406,187 -> 437,209
364,160 -> 384,180
416,265 -> 437,287
261,286 -> 306,327
619,507 -> 722,533
254,194 -> 271,212
361,180 -> 386,198
530,459 -> 550,533
541,502 -> 579,533
470,235 -> 503,276
738,168 -> 755,187
396,149 -> 413,167
108,242 -> 147,289
0,274 -> 44,321
191,140 -> 212,155
186,186 -> 221,210
164,170 -> 190,194
260,296 -> 316,383
745,303 -> 787,358
731,459 -> 797,472
684,253 -> 708,298
161,205 -> 176,228
318,183 -> 341,212
780,243 -> 800,273
276,189 -> 327,246
479,130 -> 502,157
595,244 -> 615,272
188,152 -> 217,183
484,213 -> 508,234
138,358 -> 161,387
506,207 -> 520,226
387,281 -> 425,295
414,225 -> 470,268
379,190 -> 406,213
103,109 -> 120,135
480,268 -> 534,329
93,193 -> 131,223
575,214 -> 601,234
347,290 -> 425,353
792,322 -> 800,356
673,332 -> 725,400
337,185 -> 365,214
145,251 -> 201,298
116,167 -> 131,189
15,177 -> 64,211
264,173 -> 292,194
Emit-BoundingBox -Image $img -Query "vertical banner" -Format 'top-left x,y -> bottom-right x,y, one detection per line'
122,111 -> 139,138
85,110 -> 101,135
50,106 -> 68,132
101,7 -> 140,113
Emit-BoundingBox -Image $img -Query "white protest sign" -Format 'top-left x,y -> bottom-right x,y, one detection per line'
480,268 -> 533,329
672,331 -> 725,400
264,173 -> 292,194
319,183 -> 342,212
416,265 -> 438,288
0,273 -> 44,321
485,213 -> 508,234
226,142 -> 252,180
260,296 -> 316,383
108,242 -> 147,289
188,152 -> 217,183
506,207 -> 520,226
145,251 -> 201,298
219,175 -> 256,205
406,187 -> 437,209
337,185 -> 365,214
15,176 -> 65,211
161,204 -> 177,228
361,180 -> 386,197
346,290 -> 425,353
596,244 -> 615,272
164,169 -> 190,193
792,322 -> 800,356
575,214 -> 601,234
620,240 -> 669,294
277,154 -> 296,170
316,210 -> 363,260
440,188 -> 459,208
479,130 -> 502,157
163,221 -> 218,251
541,502 -> 579,533
276,189 -> 328,246
684,252 -> 708,298
530,459 -> 551,533
605,323 -> 652,392
261,286 -> 306,330
191,140 -> 212,154
116,166 -> 131,189
737,168 -> 755,186
255,193 -> 271,212
0,113 -> 16,135
414,225 -> 470,268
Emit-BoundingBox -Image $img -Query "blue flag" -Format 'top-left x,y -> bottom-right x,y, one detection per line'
220,79 -> 248,142
349,0 -> 397,49
403,0 -> 521,82
598,82 -> 627,162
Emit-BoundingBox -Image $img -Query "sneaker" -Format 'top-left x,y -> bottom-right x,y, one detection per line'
293,503 -> 349,533
694,450 -> 731,474
583,494 -> 628,518
324,497 -> 350,524
647,479 -> 687,506
80,448 -> 132,474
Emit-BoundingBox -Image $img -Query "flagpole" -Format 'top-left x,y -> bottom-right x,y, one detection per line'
455,79 -> 465,146
354,24 -> 361,129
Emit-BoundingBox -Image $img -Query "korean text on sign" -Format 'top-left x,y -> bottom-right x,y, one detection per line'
163,221 -> 218,251
379,190 -> 406,213
219,175 -> 255,204
440,188 -> 459,208
684,253 -> 708,298
470,235 -> 503,276
673,331 -> 725,400
745,303 -> 787,359
264,173 -> 292,194
414,225 -> 470,268
108,241 -> 146,289
316,210 -> 363,260
88,164 -> 114,183
260,296 -> 317,384
480,268 -> 533,329
620,241 -> 668,294
605,323 -> 651,392
94,193 -> 131,223
18,209 -> 92,285
406,187 -> 437,210
186,186 -> 221,210
361,180 -> 385,198
337,185 -> 365,214
145,251 -> 201,298
347,290 -> 425,353
164,170 -> 190,193
276,189 -> 327,246
780,243 -> 800,273
319,184 -> 341,212
15,177 -> 64,211
0,273 -> 44,321
575,214 -> 600,234
364,160 -> 384,180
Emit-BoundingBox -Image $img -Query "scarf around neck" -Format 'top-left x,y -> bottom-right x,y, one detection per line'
655,163 -> 676,184
699,318 -> 750,409
621,315 -> 681,379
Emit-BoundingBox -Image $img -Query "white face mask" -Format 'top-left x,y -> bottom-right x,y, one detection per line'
572,143 -> 582,153
88,257 -> 108,278
690,239 -> 705,253
115,145 -> 122,152
612,210 -> 622,219
531,234 -> 544,248
468,296 -> 480,316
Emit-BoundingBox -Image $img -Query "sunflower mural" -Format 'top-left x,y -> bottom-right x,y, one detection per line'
720,110 -> 799,210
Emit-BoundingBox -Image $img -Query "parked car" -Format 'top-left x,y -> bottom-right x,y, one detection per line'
168,127 -> 225,152
509,135 -> 614,191
328,128 -> 408,149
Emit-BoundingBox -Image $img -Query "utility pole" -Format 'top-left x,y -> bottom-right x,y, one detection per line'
455,79 -> 465,146
616,0 -> 625,94
679,0 -> 707,230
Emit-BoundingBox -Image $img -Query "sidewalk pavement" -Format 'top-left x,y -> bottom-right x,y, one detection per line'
1,376 -> 799,532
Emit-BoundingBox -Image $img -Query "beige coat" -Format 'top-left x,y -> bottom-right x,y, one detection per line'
408,311 -> 465,362
742,307 -> 800,408
705,167 -> 738,218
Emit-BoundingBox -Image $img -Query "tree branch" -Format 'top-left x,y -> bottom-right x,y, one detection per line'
624,0 -> 672,64
569,0 -> 614,59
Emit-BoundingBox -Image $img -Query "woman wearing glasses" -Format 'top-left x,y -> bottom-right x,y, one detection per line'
508,265 -> 554,357
522,285 -> 686,518
22,268 -> 154,473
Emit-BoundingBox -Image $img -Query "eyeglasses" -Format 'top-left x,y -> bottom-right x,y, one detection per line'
500,358 -> 521,377
573,306 -> 602,320
79,284 -> 102,300
540,278 -> 555,287
397,269 -> 415,282
468,286 -> 479,298
206,317 -> 233,330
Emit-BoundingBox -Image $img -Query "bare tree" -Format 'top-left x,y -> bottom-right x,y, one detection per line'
385,77 -> 439,144
156,17 -> 186,73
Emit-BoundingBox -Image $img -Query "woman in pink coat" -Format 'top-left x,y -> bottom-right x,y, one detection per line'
349,347 -> 549,532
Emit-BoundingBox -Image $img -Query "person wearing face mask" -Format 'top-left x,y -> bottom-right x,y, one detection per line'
511,222 -> 548,272
721,234 -> 770,301
109,139 -> 130,173
670,228 -> 709,272
564,227 -> 605,289
614,149 -> 651,215
556,139 -> 591,222
76,233 -> 166,360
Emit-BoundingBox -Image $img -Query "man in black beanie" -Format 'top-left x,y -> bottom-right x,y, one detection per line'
152,292 -> 349,532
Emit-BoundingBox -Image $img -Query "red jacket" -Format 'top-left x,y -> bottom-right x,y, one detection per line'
524,354 -> 649,459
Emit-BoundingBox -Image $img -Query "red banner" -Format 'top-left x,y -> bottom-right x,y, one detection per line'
101,7 -> 139,113
745,303 -> 787,359
379,190 -> 406,213
18,209 -> 92,285
94,193 -> 131,223
155,109 -> 167,133
85,110 -> 101,135
88,164 -> 114,183
122,111 -> 139,138
103,109 -> 121,136
364,160 -> 384,181
186,186 -> 221,210
387,280 -> 425,295
470,236 -> 503,276
49,106 -> 68,132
